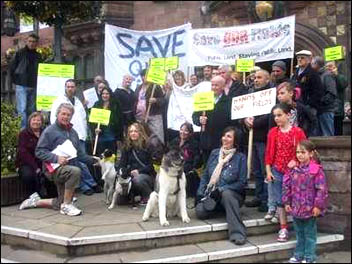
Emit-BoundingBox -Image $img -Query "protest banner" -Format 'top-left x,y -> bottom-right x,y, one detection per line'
324,46 -> 344,61
231,87 -> 277,179
37,64 -> 75,111
188,15 -> 295,66
168,80 -> 211,132
89,108 -> 111,155
105,23 -> 191,91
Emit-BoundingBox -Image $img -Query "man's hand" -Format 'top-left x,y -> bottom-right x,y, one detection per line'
244,117 -> 254,128
58,156 -> 68,165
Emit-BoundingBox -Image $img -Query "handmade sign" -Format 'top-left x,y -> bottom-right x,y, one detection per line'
236,59 -> 255,72
89,108 -> 111,126
324,46 -> 344,61
193,91 -> 215,112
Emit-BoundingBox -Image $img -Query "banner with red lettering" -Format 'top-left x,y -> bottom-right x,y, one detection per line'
188,15 -> 295,66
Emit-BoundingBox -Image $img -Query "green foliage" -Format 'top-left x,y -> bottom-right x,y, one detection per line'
1,103 -> 21,175
5,1 -> 97,26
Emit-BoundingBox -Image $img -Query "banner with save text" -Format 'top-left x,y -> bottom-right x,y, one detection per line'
188,15 -> 295,66
105,23 -> 191,92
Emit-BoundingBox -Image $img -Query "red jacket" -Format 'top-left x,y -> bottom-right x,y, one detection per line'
265,126 -> 306,173
15,128 -> 42,172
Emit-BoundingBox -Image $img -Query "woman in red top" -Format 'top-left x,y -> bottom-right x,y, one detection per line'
265,103 -> 306,243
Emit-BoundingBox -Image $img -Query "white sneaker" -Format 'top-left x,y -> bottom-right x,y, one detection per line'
19,192 -> 41,210
60,203 -> 82,216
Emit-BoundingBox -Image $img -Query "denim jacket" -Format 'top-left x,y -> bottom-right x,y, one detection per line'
197,148 -> 247,198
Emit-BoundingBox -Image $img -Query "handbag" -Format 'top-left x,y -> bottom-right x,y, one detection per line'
200,187 -> 221,211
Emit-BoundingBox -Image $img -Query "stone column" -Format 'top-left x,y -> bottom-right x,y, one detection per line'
310,136 -> 351,249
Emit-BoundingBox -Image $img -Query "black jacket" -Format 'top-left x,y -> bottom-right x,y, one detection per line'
91,98 -> 123,141
317,69 -> 338,114
116,147 -> 156,177
10,46 -> 42,88
192,93 -> 233,151
114,87 -> 137,127
228,79 -> 248,99
292,64 -> 324,110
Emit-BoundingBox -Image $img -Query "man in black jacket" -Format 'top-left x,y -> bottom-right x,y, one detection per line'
243,70 -> 273,212
10,34 -> 42,128
291,50 -> 324,136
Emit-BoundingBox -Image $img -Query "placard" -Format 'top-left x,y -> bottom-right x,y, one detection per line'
36,63 -> 75,111
89,108 -> 111,126
324,46 -> 344,61
236,59 -> 255,72
146,67 -> 167,85
193,91 -> 215,112
231,88 -> 277,120
165,56 -> 179,71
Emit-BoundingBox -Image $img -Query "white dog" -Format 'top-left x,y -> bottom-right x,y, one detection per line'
142,147 -> 190,226
99,149 -> 132,210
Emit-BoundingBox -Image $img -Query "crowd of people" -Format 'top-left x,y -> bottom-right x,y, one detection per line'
12,34 -> 347,263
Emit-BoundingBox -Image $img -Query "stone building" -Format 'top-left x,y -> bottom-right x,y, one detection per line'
1,1 -> 350,102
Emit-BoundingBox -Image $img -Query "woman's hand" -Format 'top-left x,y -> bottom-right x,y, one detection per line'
130,169 -> 139,178
95,128 -> 101,135
312,207 -> 321,217
149,98 -> 157,104
200,116 -> 208,125
285,205 -> 292,213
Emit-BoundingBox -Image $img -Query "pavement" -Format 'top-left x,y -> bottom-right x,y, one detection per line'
1,192 -> 351,263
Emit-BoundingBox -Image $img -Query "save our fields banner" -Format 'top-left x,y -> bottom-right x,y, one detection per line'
104,23 -> 191,91
187,15 -> 295,66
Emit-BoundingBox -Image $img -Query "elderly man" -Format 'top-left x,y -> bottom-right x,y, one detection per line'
114,74 -> 137,134
271,60 -> 289,86
218,65 -> 247,98
311,56 -> 337,136
50,79 -> 102,195
192,76 -> 233,164
19,103 -> 99,216
292,50 -> 324,136
244,70 -> 273,213
10,33 -> 42,129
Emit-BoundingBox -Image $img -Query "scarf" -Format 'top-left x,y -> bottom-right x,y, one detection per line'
208,147 -> 236,189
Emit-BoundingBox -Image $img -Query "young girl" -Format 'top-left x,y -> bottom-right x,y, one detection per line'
265,103 -> 307,242
283,140 -> 328,263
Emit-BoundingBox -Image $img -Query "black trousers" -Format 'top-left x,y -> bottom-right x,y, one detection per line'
196,189 -> 247,241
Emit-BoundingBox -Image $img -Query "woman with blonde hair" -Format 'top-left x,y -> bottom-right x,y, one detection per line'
116,122 -> 156,205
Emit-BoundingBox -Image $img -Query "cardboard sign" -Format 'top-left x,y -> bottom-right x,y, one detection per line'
150,57 -> 165,69
231,87 -> 277,120
236,59 -> 255,72
324,46 -> 344,61
193,91 -> 215,112
38,64 -> 74,78
165,56 -> 179,71
36,96 -> 57,111
89,108 -> 111,126
146,67 -> 167,85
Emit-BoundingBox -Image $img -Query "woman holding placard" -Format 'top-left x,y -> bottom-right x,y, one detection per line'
91,86 -> 123,156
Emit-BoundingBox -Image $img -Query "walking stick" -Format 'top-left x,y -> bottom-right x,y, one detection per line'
247,127 -> 254,179
93,123 -> 100,155
145,84 -> 156,123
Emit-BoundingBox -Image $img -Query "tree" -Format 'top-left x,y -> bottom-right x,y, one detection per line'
5,1 -> 99,63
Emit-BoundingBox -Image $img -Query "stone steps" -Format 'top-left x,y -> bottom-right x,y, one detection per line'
1,233 -> 344,263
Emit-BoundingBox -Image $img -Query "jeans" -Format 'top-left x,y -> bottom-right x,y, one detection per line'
293,217 -> 317,262
318,112 -> 335,136
267,167 -> 284,208
78,140 -> 97,192
252,142 -> 267,205
15,85 -> 36,128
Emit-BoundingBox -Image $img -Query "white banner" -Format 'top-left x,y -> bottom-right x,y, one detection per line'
188,15 -> 295,66
167,81 -> 211,132
105,23 -> 191,92
231,88 -> 277,120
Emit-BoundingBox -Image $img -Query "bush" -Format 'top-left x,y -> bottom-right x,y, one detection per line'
1,102 -> 21,175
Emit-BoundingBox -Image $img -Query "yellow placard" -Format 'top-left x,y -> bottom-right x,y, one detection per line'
236,59 -> 255,72
38,64 -> 74,78
150,58 -> 165,69
146,67 -> 167,85
36,95 -> 57,111
89,108 -> 111,126
193,91 -> 215,111
165,56 -> 179,71
324,46 -> 344,61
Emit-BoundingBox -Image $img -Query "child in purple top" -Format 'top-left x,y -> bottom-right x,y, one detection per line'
283,140 -> 328,263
